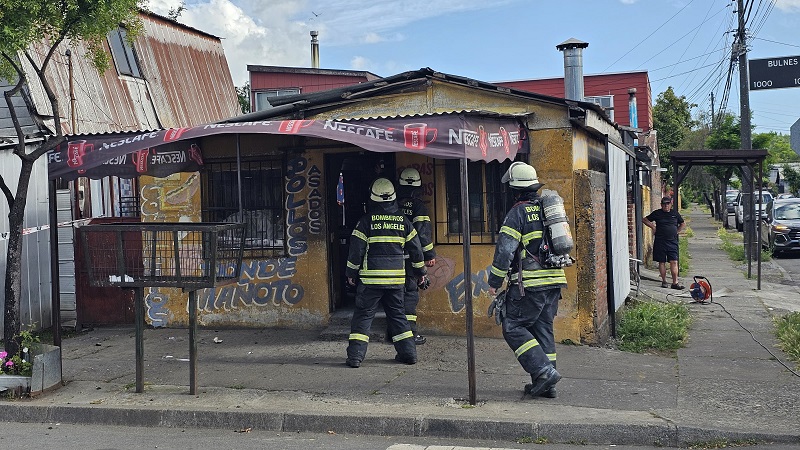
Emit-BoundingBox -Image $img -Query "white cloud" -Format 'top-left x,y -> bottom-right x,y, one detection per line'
350,56 -> 371,70
144,0 -> 518,85
774,0 -> 800,12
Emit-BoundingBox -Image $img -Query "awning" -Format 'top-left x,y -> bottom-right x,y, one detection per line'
48,113 -> 527,180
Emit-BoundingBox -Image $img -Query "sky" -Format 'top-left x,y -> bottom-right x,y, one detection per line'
146,0 -> 800,135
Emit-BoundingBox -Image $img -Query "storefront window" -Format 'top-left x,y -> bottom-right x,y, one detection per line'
201,158 -> 285,257
435,159 -> 512,244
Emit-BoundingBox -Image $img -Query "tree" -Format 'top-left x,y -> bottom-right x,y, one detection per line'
236,82 -> 251,114
1,0 -> 143,357
783,165 -> 800,196
653,87 -> 696,175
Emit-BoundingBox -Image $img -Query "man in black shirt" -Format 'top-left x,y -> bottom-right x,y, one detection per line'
643,196 -> 686,289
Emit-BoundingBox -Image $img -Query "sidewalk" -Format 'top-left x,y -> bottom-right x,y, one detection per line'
3,206 -> 799,446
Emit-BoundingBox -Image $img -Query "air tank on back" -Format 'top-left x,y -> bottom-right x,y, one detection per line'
540,189 -> 574,256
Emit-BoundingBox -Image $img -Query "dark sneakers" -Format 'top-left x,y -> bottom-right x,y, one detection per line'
345,359 -> 361,368
524,366 -> 561,397
414,334 -> 427,345
394,354 -> 417,365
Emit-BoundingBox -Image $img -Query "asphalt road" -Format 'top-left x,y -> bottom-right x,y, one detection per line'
3,422 -> 800,450
774,252 -> 800,287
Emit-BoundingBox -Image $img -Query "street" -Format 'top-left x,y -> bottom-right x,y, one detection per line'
2,422 -> 800,450
773,252 -> 800,288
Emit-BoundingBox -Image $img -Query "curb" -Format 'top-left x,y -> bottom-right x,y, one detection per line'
2,403 -> 798,446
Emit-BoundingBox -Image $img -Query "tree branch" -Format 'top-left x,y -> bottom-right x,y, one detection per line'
0,174 -> 14,210
1,52 -> 30,162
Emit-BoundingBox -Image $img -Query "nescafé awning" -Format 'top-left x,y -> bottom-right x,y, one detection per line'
48,113 -> 527,180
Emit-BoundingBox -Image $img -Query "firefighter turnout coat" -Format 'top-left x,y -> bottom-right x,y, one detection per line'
346,202 -> 427,287
488,198 -> 568,291
398,194 -> 436,262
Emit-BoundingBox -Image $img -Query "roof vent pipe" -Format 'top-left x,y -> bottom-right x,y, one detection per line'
556,38 -> 589,101
310,30 -> 320,68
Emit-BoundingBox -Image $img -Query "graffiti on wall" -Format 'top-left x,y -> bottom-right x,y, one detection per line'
196,257 -> 304,310
444,265 -> 491,313
144,257 -> 305,325
286,156 -> 323,256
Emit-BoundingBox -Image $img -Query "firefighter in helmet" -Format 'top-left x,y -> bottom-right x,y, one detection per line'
345,177 -> 427,368
395,167 -> 436,345
488,161 -> 567,398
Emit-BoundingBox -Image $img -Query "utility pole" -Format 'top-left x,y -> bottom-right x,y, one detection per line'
736,0 -> 756,265
710,92 -> 715,126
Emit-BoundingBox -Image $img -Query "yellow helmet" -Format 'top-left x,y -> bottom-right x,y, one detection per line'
398,168 -> 422,187
370,177 -> 396,202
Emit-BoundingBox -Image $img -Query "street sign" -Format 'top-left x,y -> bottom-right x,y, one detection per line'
792,118 -> 800,156
748,55 -> 800,91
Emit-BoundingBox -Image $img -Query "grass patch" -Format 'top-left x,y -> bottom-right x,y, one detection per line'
617,300 -> 692,353
774,312 -> 800,370
717,228 -> 771,262
679,235 -> 690,275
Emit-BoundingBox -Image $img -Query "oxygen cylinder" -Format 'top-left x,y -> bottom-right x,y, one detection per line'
540,190 -> 574,256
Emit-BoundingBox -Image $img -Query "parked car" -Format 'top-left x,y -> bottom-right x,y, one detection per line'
735,190 -> 773,232
760,198 -> 800,256
776,193 -> 795,200
725,189 -> 739,214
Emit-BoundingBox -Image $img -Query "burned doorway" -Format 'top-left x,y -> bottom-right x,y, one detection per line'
325,151 -> 396,310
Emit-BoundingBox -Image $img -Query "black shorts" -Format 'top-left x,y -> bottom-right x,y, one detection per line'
652,239 -> 678,263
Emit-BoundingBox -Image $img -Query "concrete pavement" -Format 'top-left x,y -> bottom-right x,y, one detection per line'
2,206 -> 799,446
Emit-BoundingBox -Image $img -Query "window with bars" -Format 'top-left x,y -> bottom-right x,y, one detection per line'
201,158 -> 285,257
107,28 -> 142,78
434,159 -> 513,244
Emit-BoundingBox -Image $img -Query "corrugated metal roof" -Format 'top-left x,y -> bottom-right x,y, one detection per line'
221,68 -> 609,124
22,12 -> 240,136
0,79 -> 46,145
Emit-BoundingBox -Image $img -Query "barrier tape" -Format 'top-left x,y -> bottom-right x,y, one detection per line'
0,217 -> 94,242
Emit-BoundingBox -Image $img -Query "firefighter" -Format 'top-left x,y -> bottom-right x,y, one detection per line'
396,167 -> 436,345
345,177 -> 428,368
487,162 -> 567,398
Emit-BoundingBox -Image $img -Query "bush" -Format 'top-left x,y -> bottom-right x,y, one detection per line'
617,300 -> 692,353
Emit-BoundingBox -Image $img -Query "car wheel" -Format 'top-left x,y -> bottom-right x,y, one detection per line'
736,217 -> 743,232
770,239 -> 780,257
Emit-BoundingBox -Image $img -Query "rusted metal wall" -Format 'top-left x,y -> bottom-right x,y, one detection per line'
23,12 -> 239,135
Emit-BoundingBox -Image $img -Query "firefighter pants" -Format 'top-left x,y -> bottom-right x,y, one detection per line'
347,284 -> 416,364
403,274 -> 420,335
501,285 -> 560,379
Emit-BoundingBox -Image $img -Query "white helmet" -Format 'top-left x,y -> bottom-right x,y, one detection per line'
501,162 -> 541,190
370,177 -> 396,202
398,168 -> 422,187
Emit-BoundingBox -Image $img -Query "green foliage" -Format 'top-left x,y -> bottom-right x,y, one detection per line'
236,82 -> 251,114
0,0 -> 143,80
617,300 -> 692,353
783,165 -> 800,196
774,312 -> 800,370
706,113 -> 740,150
765,133 -> 799,164
653,87 -> 696,176
0,330 -> 40,376
678,235 -> 689,275
716,228 -> 770,262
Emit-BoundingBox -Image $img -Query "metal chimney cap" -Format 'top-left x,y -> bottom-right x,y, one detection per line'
556,38 -> 589,51
310,30 -> 319,37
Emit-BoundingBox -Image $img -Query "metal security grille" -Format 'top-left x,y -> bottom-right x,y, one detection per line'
79,222 -> 245,289
201,158 -> 285,257
436,159 -> 512,244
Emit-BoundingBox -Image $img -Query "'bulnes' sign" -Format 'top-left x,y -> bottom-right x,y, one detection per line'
748,55 -> 800,91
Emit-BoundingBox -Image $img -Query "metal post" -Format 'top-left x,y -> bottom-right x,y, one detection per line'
48,180 -> 62,349
189,290 -> 198,395
135,287 -> 144,393
757,160 -> 762,289
459,158 -> 476,405
748,167 -> 754,278
236,134 -> 243,218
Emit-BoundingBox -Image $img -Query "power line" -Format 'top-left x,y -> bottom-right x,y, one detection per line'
752,37 -> 800,48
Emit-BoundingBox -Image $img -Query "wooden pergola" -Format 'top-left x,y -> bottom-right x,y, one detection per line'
669,149 -> 769,289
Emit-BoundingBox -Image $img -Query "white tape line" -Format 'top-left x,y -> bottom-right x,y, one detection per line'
0,217 -> 94,241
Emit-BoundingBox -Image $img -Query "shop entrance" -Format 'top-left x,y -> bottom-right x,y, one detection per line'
325,151 -> 395,310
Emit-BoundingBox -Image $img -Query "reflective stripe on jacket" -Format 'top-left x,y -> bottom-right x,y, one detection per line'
488,198 -> 567,291
399,195 -> 436,261
346,202 -> 426,288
